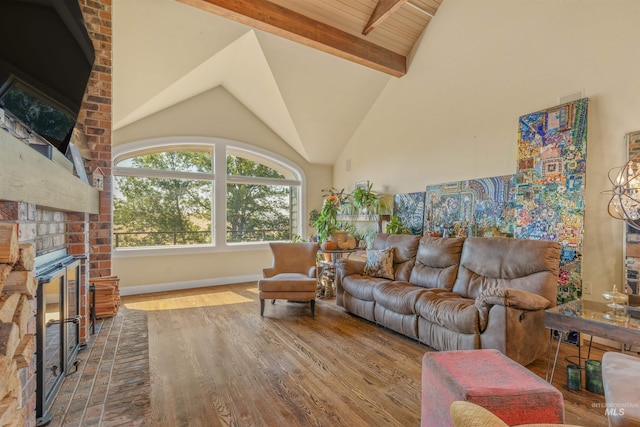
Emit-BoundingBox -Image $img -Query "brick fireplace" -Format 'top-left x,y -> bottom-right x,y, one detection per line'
0,1 -> 112,426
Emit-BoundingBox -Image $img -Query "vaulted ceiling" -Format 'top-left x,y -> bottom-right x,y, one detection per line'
113,0 -> 442,165
177,0 -> 442,77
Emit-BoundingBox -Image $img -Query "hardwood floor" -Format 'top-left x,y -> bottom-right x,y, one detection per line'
122,282 -> 623,426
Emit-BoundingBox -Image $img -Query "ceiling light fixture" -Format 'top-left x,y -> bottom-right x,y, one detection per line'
607,154 -> 640,230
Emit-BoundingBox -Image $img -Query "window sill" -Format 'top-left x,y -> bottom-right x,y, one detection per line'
112,242 -> 271,258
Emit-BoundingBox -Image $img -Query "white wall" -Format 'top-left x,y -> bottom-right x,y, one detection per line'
335,0 -> 640,301
113,86 -> 332,293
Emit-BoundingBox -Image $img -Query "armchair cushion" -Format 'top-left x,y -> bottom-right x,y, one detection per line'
258,273 -> 317,292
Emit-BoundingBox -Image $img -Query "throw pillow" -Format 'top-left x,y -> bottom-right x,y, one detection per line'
364,247 -> 394,280
449,401 -> 508,427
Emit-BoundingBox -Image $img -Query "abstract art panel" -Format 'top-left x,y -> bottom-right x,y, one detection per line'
515,98 -> 588,303
423,175 -> 516,238
393,192 -> 425,235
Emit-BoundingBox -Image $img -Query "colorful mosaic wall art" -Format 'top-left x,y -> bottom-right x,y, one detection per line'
403,98 -> 589,304
393,192 -> 425,235
423,175 -> 517,238
514,98 -> 589,303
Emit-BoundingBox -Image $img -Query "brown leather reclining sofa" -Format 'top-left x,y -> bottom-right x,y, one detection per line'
336,233 -> 561,366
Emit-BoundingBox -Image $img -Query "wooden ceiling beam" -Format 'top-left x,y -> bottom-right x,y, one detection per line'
177,0 -> 406,77
363,0 -> 409,35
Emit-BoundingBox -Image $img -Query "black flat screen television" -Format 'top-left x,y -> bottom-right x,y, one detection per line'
0,0 -> 95,155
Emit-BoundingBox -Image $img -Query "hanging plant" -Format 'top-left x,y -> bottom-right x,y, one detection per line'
344,181 -> 388,217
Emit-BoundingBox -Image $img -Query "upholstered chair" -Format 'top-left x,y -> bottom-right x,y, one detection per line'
258,242 -> 319,316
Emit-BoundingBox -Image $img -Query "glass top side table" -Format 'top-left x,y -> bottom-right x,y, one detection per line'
544,299 -> 640,383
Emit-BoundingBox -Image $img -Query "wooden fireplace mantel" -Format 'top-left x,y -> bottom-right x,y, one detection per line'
0,131 -> 99,214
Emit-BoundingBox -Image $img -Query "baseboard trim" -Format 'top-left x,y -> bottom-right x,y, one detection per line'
119,274 -> 262,296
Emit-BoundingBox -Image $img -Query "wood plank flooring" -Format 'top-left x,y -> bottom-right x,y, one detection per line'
122,282 -> 627,426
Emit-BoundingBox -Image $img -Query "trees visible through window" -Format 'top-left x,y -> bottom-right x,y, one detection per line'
113,141 -> 302,249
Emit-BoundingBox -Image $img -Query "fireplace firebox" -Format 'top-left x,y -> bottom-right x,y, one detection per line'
35,249 -> 84,426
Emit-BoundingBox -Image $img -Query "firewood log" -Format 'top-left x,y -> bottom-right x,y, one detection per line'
0,323 -> 19,366
12,296 -> 31,339
0,395 -> 20,426
0,359 -> 17,400
3,271 -> 37,299
0,293 -> 20,323
0,224 -> 18,264
0,264 -> 11,293
13,334 -> 34,369
13,244 -> 35,272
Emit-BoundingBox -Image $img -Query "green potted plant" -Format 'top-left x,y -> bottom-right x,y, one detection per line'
385,214 -> 411,234
346,181 -> 388,217
313,195 -> 340,245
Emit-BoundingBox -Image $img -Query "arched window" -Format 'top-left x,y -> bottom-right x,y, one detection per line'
112,137 -> 304,250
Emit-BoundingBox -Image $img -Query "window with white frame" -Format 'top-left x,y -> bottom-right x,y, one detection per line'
112,138 -> 303,249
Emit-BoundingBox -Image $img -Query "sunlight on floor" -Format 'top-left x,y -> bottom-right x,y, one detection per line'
124,291 -> 254,311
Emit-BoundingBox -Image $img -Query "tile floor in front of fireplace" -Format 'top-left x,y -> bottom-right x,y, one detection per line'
46,307 -> 151,426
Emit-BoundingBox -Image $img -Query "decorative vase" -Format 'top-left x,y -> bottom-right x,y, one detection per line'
321,240 -> 337,261
566,364 -> 582,391
321,240 -> 337,251
585,359 -> 604,395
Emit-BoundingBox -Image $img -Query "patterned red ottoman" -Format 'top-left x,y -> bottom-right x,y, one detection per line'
421,349 -> 564,427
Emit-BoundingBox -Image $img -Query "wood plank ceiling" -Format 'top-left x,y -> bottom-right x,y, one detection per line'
177,0 -> 443,77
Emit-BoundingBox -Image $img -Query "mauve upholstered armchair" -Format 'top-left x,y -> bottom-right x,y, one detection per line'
258,242 -> 319,317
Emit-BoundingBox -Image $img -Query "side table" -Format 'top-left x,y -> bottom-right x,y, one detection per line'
317,248 -> 361,298
544,299 -> 640,384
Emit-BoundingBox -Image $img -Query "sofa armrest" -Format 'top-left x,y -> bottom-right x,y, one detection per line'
476,287 -> 552,311
309,266 -> 317,278
334,258 -> 366,307
337,258 -> 366,277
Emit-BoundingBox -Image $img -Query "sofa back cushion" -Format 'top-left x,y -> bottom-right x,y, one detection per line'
452,237 -> 561,303
371,233 -> 420,282
409,236 -> 465,290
